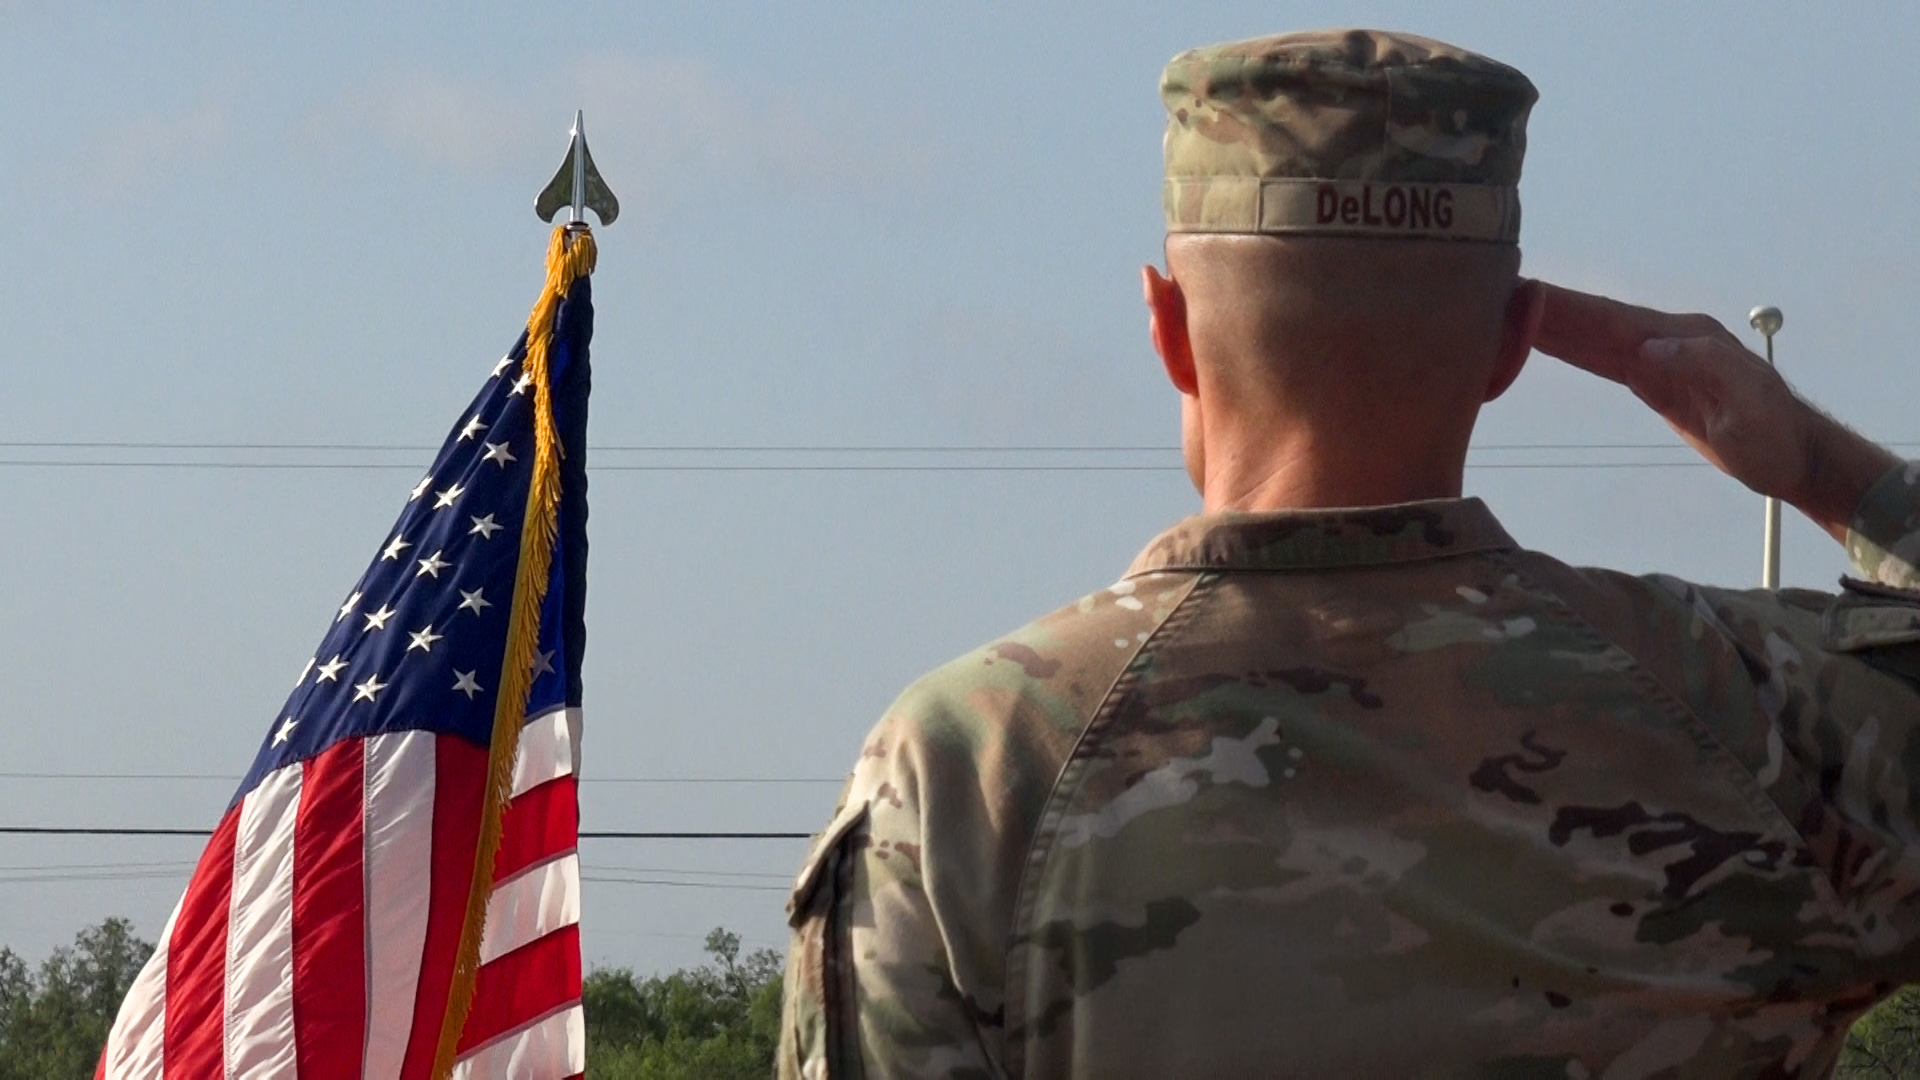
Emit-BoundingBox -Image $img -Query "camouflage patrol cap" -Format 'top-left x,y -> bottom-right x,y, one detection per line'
1161,29 -> 1537,242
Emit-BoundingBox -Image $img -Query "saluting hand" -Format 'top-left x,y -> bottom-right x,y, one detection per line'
1530,282 -> 1896,543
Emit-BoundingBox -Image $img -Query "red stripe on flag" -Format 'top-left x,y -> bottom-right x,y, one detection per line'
163,809 -> 240,1075
399,735 -> 489,1080
291,739 -> 369,1079
456,925 -> 583,1057
494,775 -> 577,884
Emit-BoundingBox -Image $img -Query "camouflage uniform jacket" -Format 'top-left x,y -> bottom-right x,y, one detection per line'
780,463 -> 1920,1079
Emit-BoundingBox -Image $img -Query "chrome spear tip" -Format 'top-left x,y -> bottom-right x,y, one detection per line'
535,111 -> 619,227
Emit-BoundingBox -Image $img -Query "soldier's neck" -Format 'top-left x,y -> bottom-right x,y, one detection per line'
1197,421 -> 1472,513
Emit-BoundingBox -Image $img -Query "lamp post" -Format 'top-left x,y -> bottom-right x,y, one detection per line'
1749,305 -> 1784,589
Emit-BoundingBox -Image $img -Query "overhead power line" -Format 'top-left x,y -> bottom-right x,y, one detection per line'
4,440 -> 1917,453
580,875 -> 788,893
1,438 -> 1911,474
0,460 -> 1820,473
0,827 -> 811,840
0,858 -> 794,892
0,770 -> 839,784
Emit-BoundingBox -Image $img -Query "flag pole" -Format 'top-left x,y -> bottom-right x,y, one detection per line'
432,114 -> 619,1080
1749,305 -> 1784,589
569,111 -> 587,223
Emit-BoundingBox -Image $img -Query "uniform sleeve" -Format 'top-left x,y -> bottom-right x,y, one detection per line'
1656,574 -> 1920,971
775,580 -> 1182,1077
776,707 -> 1007,1080
1847,460 -> 1920,590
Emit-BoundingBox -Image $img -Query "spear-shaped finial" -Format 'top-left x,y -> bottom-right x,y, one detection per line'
536,110 -> 619,226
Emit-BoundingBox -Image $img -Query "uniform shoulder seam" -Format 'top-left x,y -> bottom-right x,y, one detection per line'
998,570 -> 1214,1070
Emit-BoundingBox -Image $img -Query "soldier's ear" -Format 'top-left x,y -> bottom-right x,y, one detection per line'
1486,277 -> 1544,403
1144,264 -> 1197,396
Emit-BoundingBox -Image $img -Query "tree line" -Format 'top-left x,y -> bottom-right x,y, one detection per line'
6,918 -> 1920,1077
1,919 -> 780,1079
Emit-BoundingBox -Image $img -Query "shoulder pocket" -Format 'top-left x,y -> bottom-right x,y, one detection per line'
1826,578 -> 1920,651
781,802 -> 870,1080
789,801 -> 871,926
1826,578 -> 1920,688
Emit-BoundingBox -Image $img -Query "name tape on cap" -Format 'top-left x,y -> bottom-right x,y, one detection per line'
1165,178 -> 1520,242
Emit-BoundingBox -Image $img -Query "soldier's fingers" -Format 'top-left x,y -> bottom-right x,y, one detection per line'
1621,337 -> 1717,419
1531,285 -> 1636,379
1628,335 -> 1787,441
1540,283 -> 1730,343
1533,284 -> 1734,379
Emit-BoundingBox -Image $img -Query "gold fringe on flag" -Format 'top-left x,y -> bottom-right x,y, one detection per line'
433,223 -> 597,1080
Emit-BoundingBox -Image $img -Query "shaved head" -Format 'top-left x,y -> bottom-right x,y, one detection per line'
1165,234 -> 1522,422
1144,234 -> 1540,510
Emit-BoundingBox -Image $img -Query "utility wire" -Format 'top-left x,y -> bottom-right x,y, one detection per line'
0,859 -> 793,893
4,440 -> 1918,452
0,859 -> 788,880
580,875 -> 788,893
3,443 -> 1913,473
3,438 -> 1913,473
0,460 -> 1799,473
0,827 -> 810,839
0,771 -> 839,784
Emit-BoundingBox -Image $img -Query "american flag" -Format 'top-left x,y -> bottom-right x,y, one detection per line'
98,227 -> 596,1079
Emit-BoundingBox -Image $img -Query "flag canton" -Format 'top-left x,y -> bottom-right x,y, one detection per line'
233,336 -> 570,805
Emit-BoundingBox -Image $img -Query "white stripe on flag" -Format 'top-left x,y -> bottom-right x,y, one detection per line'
224,764 -> 302,1078
479,852 -> 581,965
362,730 -> 438,1079
511,706 -> 579,798
99,899 -> 181,1080
450,1003 -> 586,1080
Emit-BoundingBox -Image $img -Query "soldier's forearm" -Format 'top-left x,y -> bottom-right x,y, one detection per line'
1786,409 -> 1901,545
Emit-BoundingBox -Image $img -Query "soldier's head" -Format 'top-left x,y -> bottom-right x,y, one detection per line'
1142,30 -> 1545,506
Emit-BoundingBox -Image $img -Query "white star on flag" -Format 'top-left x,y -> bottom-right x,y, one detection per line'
459,415 -> 488,441
452,670 -> 483,699
482,441 -> 516,468
363,604 -> 396,632
337,591 -> 361,622
510,372 -> 534,396
272,717 -> 298,746
410,476 -> 432,501
351,674 -> 387,703
491,354 -> 513,377
314,655 -> 346,682
433,483 -> 466,509
470,514 -> 503,539
532,649 -> 557,678
408,625 -> 443,653
416,551 -> 452,579
382,535 -> 412,561
459,588 -> 491,615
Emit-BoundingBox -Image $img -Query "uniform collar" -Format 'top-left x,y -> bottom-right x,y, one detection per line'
1126,497 -> 1518,576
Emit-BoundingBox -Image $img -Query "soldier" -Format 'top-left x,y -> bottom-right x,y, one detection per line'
780,28 -> 1920,1078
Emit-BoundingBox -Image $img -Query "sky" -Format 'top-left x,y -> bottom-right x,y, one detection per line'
2,2 -> 1917,978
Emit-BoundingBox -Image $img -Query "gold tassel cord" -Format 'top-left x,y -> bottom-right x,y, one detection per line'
432,224 -> 596,1080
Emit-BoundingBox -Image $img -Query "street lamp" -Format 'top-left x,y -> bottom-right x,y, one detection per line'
1749,305 -> 1784,589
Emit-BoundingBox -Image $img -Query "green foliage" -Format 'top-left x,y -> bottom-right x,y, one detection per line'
0,918 -> 153,1080
7,915 -> 1920,1077
583,927 -> 784,1080
0,917 -> 780,1079
1839,987 -> 1920,1078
